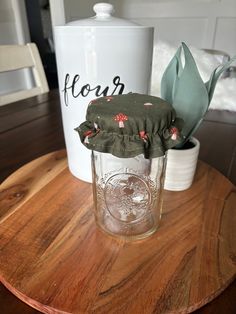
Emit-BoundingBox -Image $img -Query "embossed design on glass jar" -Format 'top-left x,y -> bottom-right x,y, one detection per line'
104,173 -> 151,222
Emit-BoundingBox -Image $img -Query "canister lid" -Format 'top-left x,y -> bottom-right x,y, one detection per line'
67,3 -> 140,27
76,93 -> 183,159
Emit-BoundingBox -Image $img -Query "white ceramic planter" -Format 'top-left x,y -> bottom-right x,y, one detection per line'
164,137 -> 200,191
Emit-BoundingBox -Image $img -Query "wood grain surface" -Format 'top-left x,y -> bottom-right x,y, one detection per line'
0,150 -> 236,314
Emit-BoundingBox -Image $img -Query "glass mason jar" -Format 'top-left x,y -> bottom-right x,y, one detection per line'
76,93 -> 183,240
91,151 -> 166,240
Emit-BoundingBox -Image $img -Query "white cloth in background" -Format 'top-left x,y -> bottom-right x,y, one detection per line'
151,41 -> 236,111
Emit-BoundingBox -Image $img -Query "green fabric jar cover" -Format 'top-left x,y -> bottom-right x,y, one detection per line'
75,93 -> 183,158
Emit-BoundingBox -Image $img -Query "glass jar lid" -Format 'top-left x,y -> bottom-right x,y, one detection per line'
76,93 -> 183,158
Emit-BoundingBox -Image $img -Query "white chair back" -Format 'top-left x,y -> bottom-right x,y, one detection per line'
0,43 -> 49,105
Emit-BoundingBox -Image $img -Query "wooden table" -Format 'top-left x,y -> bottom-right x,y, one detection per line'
0,90 -> 236,313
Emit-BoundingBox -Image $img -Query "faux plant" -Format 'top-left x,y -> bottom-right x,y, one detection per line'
161,42 -> 236,147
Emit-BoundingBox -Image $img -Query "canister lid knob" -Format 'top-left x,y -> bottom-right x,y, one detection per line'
93,3 -> 114,18
66,1 -> 141,26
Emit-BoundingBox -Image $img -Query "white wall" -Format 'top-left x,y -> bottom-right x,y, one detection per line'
54,0 -> 236,56
111,0 -> 236,56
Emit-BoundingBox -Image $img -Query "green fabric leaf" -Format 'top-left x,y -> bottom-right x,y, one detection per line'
161,46 -> 182,104
161,42 -> 236,146
161,43 -> 208,141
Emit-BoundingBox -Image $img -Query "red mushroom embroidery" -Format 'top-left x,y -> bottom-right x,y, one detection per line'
83,130 -> 93,144
170,127 -> 179,140
114,113 -> 128,128
105,96 -> 113,102
88,99 -> 96,106
139,131 -> 148,142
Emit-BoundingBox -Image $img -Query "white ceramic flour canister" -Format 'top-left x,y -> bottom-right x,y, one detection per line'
54,2 -> 154,182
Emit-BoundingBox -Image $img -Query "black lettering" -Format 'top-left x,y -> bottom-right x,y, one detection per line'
80,84 -> 92,97
112,76 -> 125,95
71,74 -> 81,98
61,74 -> 127,107
95,85 -> 109,97
62,73 -> 70,106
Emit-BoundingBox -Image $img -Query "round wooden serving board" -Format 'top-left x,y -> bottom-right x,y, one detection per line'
0,150 -> 236,314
